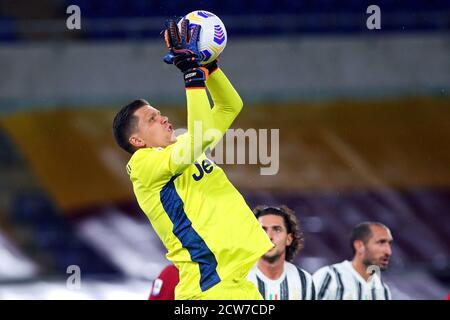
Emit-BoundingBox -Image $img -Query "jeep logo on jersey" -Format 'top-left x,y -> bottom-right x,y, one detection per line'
192,159 -> 214,181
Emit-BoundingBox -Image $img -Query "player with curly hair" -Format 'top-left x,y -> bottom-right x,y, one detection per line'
247,205 -> 315,300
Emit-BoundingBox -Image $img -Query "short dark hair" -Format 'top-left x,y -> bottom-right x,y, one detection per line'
253,205 -> 304,262
350,222 -> 388,256
112,99 -> 149,154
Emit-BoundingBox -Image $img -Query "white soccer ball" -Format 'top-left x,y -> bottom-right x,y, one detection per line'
178,10 -> 227,65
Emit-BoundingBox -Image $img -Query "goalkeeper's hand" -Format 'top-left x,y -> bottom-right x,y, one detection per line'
163,19 -> 208,88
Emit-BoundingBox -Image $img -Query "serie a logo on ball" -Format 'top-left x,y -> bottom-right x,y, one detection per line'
178,10 -> 227,65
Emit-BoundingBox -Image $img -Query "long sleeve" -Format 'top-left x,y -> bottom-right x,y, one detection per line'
169,88 -> 216,174
206,68 -> 243,144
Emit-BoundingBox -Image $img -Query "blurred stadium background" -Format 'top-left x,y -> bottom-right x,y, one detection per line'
0,0 -> 449,299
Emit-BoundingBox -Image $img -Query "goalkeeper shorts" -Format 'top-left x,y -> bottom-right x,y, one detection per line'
178,277 -> 263,300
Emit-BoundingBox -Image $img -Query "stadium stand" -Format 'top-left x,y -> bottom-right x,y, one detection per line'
0,0 -> 449,41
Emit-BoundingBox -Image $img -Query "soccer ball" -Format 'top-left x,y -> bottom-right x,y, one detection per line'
178,10 -> 227,65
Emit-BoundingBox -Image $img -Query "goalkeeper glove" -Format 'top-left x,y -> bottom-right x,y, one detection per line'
163,19 -> 208,88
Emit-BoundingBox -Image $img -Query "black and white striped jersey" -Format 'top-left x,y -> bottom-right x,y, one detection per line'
312,260 -> 392,300
247,261 -> 315,300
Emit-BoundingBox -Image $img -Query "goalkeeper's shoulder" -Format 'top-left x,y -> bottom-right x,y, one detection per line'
127,145 -> 178,184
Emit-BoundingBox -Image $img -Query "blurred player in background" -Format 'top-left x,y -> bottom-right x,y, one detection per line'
149,264 -> 179,300
313,222 -> 393,300
112,19 -> 273,300
247,206 -> 315,300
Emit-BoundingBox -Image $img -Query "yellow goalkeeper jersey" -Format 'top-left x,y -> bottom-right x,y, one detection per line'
126,70 -> 273,299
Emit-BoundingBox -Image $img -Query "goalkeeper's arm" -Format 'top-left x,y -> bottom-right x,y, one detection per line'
206,63 -> 244,144
168,87 -> 216,174
162,19 -> 218,174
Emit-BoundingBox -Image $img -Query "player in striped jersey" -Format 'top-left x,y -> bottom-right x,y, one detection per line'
247,206 -> 315,300
313,222 -> 393,300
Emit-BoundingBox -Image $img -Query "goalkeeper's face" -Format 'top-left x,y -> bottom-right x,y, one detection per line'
130,105 -> 176,149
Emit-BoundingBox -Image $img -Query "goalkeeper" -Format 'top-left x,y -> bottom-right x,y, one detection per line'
112,19 -> 273,300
